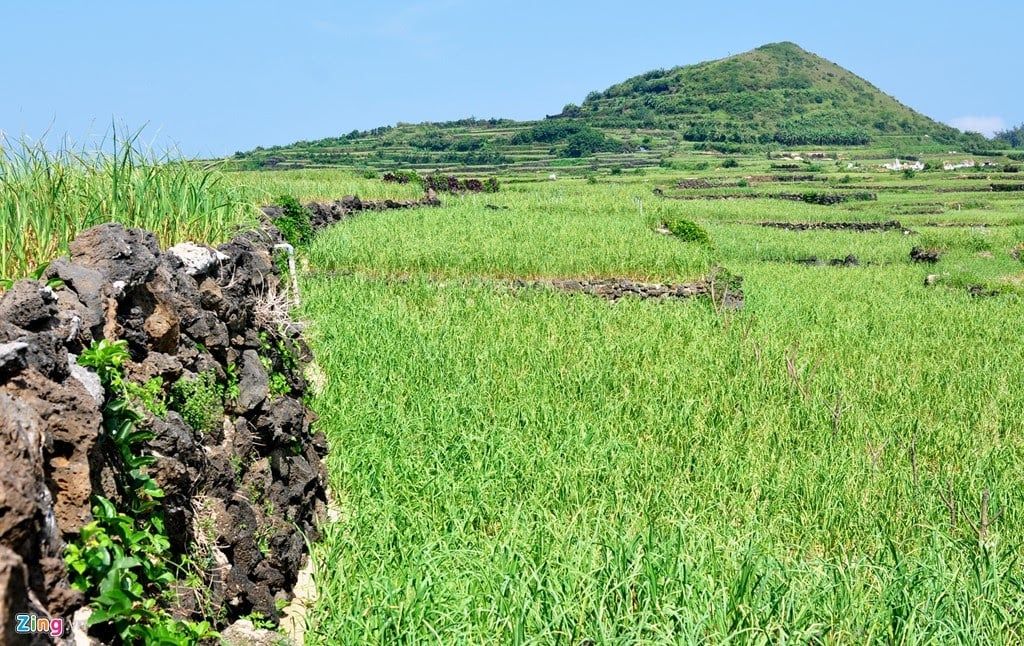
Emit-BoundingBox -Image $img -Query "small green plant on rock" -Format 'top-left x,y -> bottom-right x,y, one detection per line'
70,339 -> 216,643
272,194 -> 313,247
127,377 -> 167,418
224,362 -> 241,403
65,498 -> 214,643
258,331 -> 299,399
170,370 -> 224,435
0,260 -> 65,291
269,371 -> 290,398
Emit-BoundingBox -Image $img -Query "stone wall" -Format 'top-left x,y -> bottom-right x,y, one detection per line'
0,221 -> 326,643
0,193 -> 440,643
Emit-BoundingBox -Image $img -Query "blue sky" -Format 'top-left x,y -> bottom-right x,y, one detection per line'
3,1 -> 1020,157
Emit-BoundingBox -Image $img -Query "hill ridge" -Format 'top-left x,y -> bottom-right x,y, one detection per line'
230,42 -> 988,171
564,41 -> 958,144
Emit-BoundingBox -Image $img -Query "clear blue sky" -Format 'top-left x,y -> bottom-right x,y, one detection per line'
3,1 -> 1020,157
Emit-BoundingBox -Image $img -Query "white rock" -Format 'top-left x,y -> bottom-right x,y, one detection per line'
71,606 -> 101,645
68,355 -> 105,404
220,619 -> 287,646
0,341 -> 28,371
168,242 -> 229,277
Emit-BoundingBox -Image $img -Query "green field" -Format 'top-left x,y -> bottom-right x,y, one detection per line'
270,151 -> 1024,643
4,134 -> 1024,642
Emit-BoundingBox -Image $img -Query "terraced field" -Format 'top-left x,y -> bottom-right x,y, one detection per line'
274,152 -> 1024,642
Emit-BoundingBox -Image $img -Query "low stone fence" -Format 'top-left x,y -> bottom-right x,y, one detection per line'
0,192 -> 440,643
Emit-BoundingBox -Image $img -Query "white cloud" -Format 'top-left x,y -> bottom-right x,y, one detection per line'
948,115 -> 1007,136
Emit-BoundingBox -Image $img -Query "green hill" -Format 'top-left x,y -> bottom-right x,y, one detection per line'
229,42 -> 987,172
565,42 -> 960,145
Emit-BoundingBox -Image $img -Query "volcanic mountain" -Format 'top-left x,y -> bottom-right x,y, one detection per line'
232,42 -> 976,170
562,41 -> 959,144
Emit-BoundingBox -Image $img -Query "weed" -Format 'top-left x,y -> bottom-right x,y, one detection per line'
70,340 -> 216,643
272,194 -> 314,247
169,370 -> 224,435
662,216 -> 711,245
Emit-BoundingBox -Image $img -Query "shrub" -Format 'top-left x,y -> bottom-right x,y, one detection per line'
663,217 -> 711,244
994,123 -> 1024,148
382,170 -> 423,185
610,166 -> 623,175
170,370 -> 224,435
273,195 -> 313,246
483,177 -> 500,193
561,129 -> 620,158
722,158 -> 739,168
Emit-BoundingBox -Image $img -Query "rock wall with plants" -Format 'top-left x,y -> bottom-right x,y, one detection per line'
1,189 -> 441,643
0,218 -> 327,643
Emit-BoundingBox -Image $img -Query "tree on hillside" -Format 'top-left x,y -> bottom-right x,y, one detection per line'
994,124 -> 1024,148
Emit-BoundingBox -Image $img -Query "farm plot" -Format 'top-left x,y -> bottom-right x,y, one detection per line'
291,170 -> 1024,643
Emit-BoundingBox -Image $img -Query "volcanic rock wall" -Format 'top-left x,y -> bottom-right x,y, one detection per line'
1,191 -> 442,643
0,221 -> 328,643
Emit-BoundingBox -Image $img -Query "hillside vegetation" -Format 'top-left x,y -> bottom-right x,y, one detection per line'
229,42 -> 995,173
571,42 -> 961,144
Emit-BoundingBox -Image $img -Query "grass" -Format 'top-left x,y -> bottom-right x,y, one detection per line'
0,134 -> 255,279
307,183 -> 714,281
0,138 -> 428,280
301,271 -> 1024,643
295,162 -> 1024,642
7,132 -> 1024,641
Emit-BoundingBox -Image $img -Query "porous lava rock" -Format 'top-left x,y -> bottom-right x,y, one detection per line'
1,191 -> 441,640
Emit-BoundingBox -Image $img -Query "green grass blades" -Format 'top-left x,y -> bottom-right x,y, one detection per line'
0,133 -> 255,279
298,266 -> 1024,643
306,182 -> 715,281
